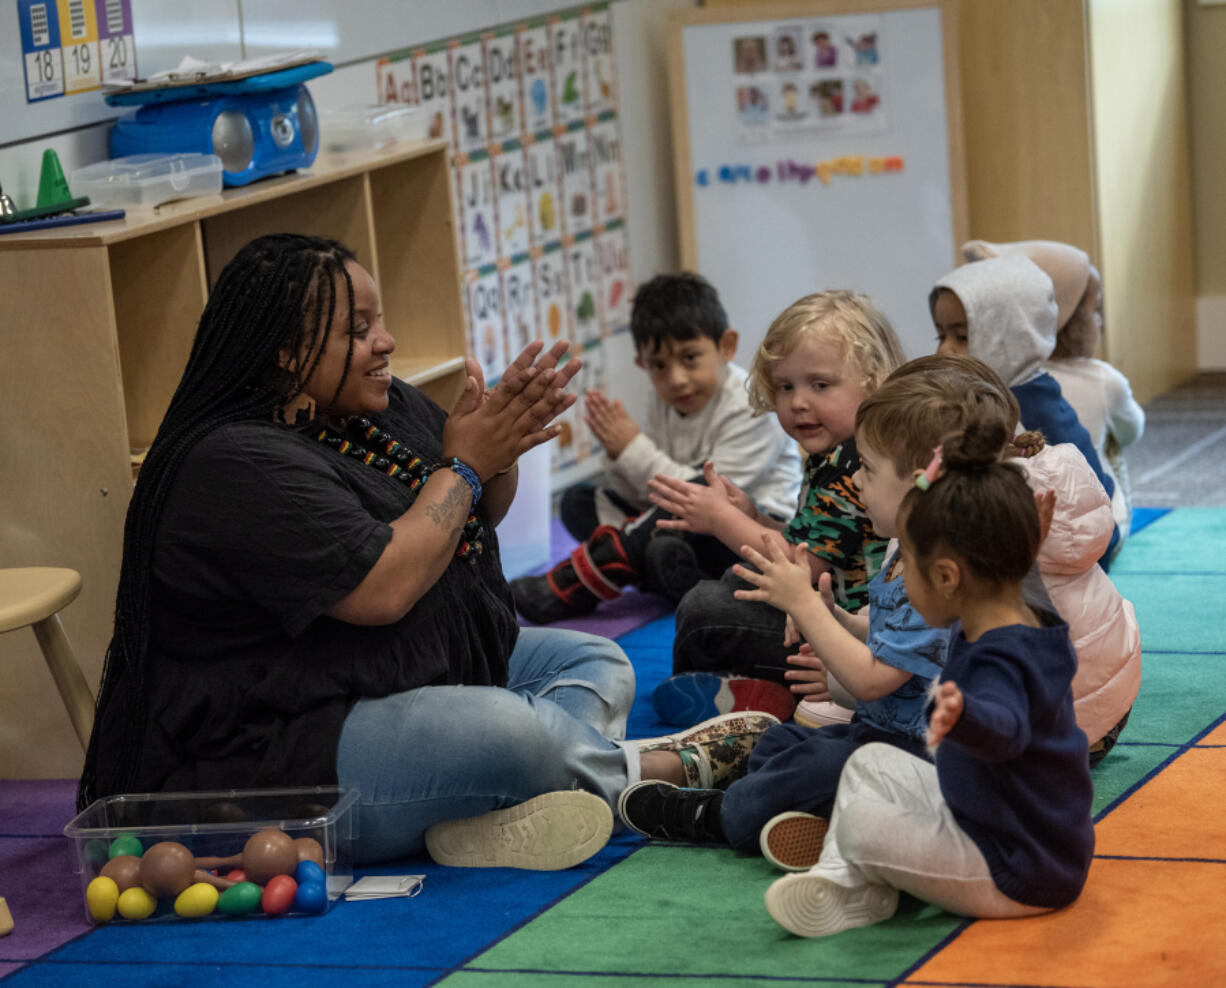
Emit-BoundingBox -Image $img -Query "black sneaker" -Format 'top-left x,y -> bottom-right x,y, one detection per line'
617,781 -> 726,844
511,573 -> 597,624
641,536 -> 705,604
1089,706 -> 1132,768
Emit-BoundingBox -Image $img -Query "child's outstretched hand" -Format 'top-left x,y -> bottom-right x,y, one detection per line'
733,536 -> 816,614
786,642 -> 831,698
926,680 -> 964,749
703,461 -> 758,521
584,389 -> 639,458
649,465 -> 735,535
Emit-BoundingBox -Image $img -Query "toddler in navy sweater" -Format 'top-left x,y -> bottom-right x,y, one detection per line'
764,414 -> 1095,939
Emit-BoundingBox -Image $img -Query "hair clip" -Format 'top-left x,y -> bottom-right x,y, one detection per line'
914,445 -> 943,490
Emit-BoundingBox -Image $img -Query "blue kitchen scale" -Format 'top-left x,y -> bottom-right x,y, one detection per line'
106,61 -> 332,187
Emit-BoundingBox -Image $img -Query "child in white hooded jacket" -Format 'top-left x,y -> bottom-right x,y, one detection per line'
929,254 -> 1120,569
961,238 -> 1144,558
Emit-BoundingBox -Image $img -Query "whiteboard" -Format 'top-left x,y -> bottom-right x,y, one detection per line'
670,1 -> 965,360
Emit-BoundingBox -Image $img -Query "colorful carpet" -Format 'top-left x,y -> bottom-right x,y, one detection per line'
2,507 -> 1223,986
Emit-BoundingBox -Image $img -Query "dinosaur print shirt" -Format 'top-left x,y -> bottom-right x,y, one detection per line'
783,439 -> 886,612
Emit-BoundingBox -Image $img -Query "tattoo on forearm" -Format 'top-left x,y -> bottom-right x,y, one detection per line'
426,475 -> 470,540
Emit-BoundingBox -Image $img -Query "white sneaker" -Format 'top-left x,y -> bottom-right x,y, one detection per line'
764,872 -> 898,938
425,790 -> 613,870
793,699 -> 854,729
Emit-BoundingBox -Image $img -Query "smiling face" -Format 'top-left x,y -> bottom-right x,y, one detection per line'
771,334 -> 866,455
932,289 -> 969,356
295,260 -> 395,419
636,331 -> 736,416
852,435 -> 915,538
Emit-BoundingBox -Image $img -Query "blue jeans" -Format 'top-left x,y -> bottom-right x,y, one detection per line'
337,628 -> 639,864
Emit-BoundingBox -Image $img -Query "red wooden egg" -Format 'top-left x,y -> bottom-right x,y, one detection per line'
261,874 -> 298,915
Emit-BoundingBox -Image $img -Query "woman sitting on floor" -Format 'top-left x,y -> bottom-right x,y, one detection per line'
78,233 -> 767,869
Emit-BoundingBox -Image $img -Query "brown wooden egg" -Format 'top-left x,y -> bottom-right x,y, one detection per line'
99,854 -> 142,892
294,837 -> 325,867
241,829 -> 298,885
139,841 -> 196,897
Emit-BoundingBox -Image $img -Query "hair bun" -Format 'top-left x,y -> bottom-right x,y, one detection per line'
941,419 -> 1010,470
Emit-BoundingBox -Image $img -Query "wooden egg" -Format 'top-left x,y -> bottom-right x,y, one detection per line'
241,829 -> 298,885
139,841 -> 196,897
293,837 -> 324,868
100,854 -> 143,892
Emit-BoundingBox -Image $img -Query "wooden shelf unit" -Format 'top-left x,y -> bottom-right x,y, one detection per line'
0,139 -> 467,778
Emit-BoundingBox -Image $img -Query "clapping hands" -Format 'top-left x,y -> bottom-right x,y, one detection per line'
649,461 -> 756,535
732,535 -> 816,615
584,389 -> 640,458
443,341 -> 580,479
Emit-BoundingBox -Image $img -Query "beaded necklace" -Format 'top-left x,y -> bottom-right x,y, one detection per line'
313,415 -> 484,560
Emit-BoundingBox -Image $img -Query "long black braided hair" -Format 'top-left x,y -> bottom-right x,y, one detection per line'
78,233 -> 358,810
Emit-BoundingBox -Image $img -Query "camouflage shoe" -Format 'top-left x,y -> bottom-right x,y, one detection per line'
637,711 -> 779,789
636,711 -> 781,754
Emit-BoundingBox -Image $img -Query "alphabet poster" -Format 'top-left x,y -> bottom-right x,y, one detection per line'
377,2 -> 632,474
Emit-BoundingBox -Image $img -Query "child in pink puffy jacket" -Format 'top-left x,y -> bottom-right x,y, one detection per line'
795,355 -> 1140,763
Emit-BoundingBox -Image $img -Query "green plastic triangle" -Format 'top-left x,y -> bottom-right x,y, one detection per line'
36,149 -> 73,208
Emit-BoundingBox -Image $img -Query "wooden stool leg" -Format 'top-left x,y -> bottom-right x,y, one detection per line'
31,613 -> 94,751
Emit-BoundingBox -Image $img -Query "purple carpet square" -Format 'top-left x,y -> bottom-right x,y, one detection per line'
0,778 -> 77,834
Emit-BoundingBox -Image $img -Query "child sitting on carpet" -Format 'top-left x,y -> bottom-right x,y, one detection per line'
962,238 -> 1144,558
511,272 -> 802,624
764,416 -> 1094,939
930,253 -> 1120,568
793,356 -> 1140,767
644,291 -> 905,726
617,358 -> 1022,860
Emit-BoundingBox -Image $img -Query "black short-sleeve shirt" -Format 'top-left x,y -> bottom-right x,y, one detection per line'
134,380 -> 518,793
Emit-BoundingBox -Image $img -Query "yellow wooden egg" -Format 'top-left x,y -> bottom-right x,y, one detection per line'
174,882 -> 219,918
86,875 -> 119,922
116,885 -> 157,920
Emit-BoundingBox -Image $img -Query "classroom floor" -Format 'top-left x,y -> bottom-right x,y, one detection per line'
1125,371 -> 1226,507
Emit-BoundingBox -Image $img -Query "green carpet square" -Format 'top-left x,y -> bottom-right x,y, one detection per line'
1113,508 -> 1226,575
445,975 -> 891,987
1120,649 -> 1226,743
460,845 -> 961,981
1111,573 -> 1226,655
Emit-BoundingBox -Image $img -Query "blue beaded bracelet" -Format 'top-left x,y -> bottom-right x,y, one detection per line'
444,457 -> 483,508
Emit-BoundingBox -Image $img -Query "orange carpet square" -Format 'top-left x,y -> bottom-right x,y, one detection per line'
1197,720 -> 1226,746
906,857 -> 1226,987
1094,746 -> 1226,856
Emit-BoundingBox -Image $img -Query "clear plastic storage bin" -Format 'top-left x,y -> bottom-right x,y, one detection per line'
318,105 -> 425,152
64,786 -> 357,923
70,153 -> 224,208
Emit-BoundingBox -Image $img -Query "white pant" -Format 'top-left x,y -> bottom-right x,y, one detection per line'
813,743 -> 1049,920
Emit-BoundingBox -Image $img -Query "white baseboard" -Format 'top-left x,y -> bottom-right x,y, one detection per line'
1197,296 -> 1226,370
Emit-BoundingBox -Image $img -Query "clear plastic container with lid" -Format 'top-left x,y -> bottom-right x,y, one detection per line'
70,153 -> 224,208
64,786 -> 358,923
